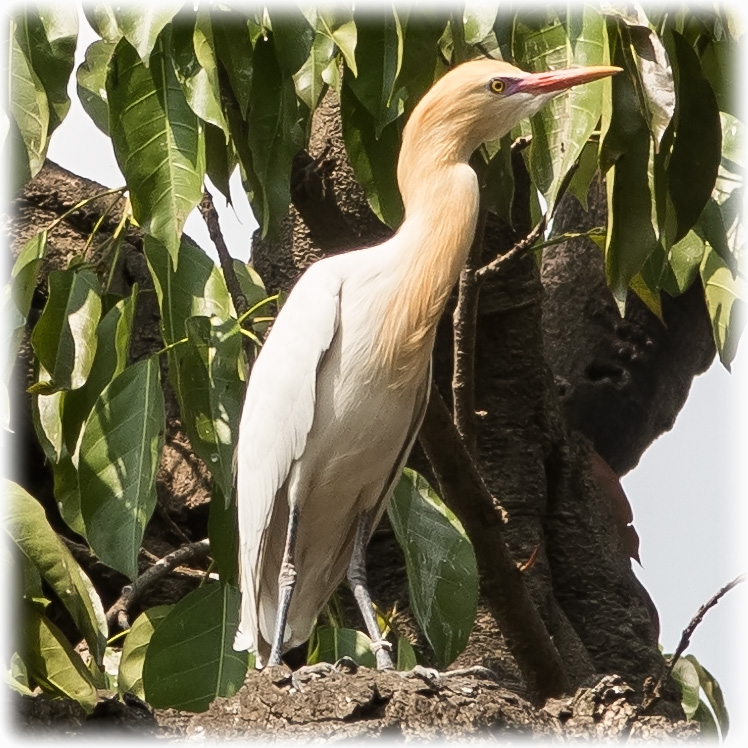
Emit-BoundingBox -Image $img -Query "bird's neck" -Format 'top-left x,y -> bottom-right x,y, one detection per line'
376,118 -> 480,387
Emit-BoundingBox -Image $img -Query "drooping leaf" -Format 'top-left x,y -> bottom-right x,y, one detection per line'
31,368 -> 65,463
307,626 -> 376,669
2,231 -> 47,387
118,605 -> 173,700
208,486 -> 238,584
8,19 -> 50,185
143,583 -> 248,712
171,12 -> 229,137
514,6 -> 609,210
61,288 -> 137,457
106,3 -> 183,63
463,2 -> 499,46
107,35 -> 206,266
667,230 -> 706,295
78,356 -> 165,579
76,39 -> 117,135
666,31 -> 722,244
212,12 -> 254,118
605,5 -> 675,150
388,469 -> 478,668
20,602 -> 98,712
205,123 -> 236,201
293,31 -> 336,112
396,636 -> 418,671
672,656 -> 701,719
347,9 -> 405,136
317,8 -> 358,76
700,244 -> 745,369
30,268 -> 101,393
340,81 -> 403,227
180,316 -> 245,501
685,655 -> 730,738
270,6 -> 315,76
3,480 -> 108,667
246,34 -> 303,238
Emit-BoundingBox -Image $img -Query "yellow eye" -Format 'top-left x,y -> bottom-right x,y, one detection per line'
490,78 -> 505,94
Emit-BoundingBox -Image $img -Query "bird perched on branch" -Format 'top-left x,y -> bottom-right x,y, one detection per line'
234,58 -> 619,669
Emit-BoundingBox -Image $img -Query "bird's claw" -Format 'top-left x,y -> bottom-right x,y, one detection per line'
289,657 -> 359,691
399,664 -> 441,687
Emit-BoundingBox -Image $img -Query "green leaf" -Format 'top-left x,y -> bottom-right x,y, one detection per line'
307,626 -> 376,669
107,35 -> 206,266
672,656 -> 701,719
602,43 -> 659,310
76,39 -> 117,136
30,268 -> 102,392
396,636 -> 418,671
8,18 -> 50,185
246,34 -> 303,238
684,655 -> 730,738
171,12 -> 229,137
20,602 -> 98,712
606,6 -> 675,150
12,6 -> 78,139
388,469 -> 478,668
667,230 -> 706,295
108,3 -> 183,63
340,81 -> 403,227
205,123 -> 236,201
208,486 -> 238,584
700,244 -> 746,369
567,140 -> 599,211
212,13 -> 253,118
61,288 -> 137,457
514,7 -> 609,210
143,583 -> 248,712
347,10 -> 405,136
53,453 -> 85,537
118,605 -> 173,700
666,31 -> 722,244
318,8 -> 358,76
270,6 -> 315,76
2,231 -> 47,387
463,2 -> 499,46
31,368 -> 65,463
293,31 -> 336,112
180,316 -> 245,500
3,480 -> 108,667
78,356 -> 166,579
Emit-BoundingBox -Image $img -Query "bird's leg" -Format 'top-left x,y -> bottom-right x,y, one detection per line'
347,510 -> 394,670
267,504 -> 300,667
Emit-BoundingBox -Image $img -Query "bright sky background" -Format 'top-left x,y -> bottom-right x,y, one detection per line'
35,7 -> 748,744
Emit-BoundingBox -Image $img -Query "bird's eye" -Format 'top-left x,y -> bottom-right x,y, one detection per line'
489,78 -> 505,94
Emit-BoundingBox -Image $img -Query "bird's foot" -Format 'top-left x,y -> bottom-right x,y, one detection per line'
397,664 -> 499,689
398,664 -> 441,687
289,656 -> 359,691
371,639 -> 394,671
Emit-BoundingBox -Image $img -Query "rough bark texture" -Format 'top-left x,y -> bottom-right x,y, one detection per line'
7,78 -> 714,737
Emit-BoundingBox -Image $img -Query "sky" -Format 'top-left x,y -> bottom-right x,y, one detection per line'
8,4 -> 748,743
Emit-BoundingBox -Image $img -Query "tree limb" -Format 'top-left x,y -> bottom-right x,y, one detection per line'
418,383 -> 571,702
641,573 -> 745,712
451,211 -> 486,454
199,188 -> 248,318
105,539 -> 212,630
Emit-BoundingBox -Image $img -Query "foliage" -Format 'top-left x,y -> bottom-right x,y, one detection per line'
3,1 -> 743,715
671,653 -> 730,739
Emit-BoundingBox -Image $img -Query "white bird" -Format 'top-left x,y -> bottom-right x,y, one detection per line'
233,58 -> 619,668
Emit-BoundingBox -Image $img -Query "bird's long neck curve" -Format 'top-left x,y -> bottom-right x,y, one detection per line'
376,103 -> 481,387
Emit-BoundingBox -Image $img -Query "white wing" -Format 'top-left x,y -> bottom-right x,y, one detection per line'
233,260 -> 343,657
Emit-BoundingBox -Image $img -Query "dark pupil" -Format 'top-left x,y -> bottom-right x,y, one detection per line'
492,79 -> 504,92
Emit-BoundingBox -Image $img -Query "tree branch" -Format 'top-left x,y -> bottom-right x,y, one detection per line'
475,216 -> 547,283
105,539 -> 211,630
641,573 -> 745,712
199,188 -> 248,318
451,211 -> 486,454
418,383 -> 571,702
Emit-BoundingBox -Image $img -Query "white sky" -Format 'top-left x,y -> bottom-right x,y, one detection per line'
35,6 -> 748,744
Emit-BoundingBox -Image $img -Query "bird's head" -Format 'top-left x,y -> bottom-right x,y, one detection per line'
405,58 -> 621,160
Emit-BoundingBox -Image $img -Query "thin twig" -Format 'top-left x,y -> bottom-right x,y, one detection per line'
199,188 -> 248,318
419,384 -> 571,702
475,216 -> 547,282
452,211 -> 486,455
641,573 -> 745,712
105,539 -> 211,630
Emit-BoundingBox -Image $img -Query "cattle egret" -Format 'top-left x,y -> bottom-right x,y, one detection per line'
234,58 -> 620,669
